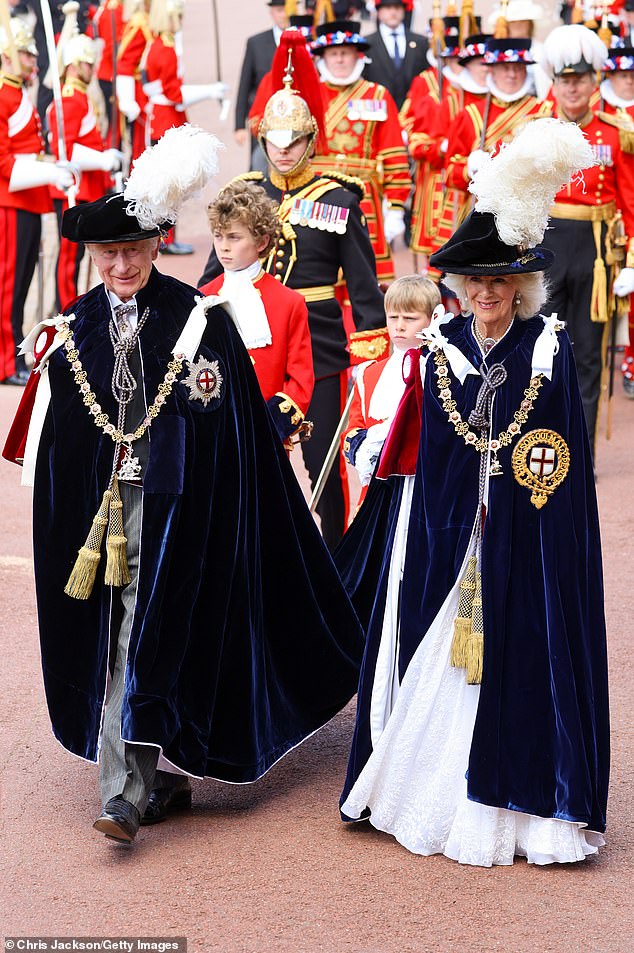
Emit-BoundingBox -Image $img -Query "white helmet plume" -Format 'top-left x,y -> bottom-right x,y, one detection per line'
468,118 -> 595,250
539,24 -> 608,81
124,125 -> 224,231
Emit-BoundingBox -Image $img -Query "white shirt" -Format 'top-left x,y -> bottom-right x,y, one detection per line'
107,289 -> 138,330
379,22 -> 406,61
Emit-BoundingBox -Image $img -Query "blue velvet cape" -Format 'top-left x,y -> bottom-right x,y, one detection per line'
339,315 -> 609,832
33,267 -> 364,782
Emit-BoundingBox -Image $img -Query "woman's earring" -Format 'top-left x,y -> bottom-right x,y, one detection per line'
514,293 -> 521,306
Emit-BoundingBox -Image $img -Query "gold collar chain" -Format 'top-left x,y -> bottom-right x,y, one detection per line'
58,320 -> 184,445
433,348 -> 543,469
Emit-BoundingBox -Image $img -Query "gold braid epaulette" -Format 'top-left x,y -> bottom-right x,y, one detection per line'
598,110 -> 634,154
227,171 -> 265,185
319,171 -> 365,201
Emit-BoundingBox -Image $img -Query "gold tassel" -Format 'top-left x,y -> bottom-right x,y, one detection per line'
450,555 -> 477,668
64,488 -> 112,599
104,476 -> 131,587
466,572 -> 484,684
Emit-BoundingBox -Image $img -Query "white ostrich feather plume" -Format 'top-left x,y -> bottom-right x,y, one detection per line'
124,125 -> 224,230
539,25 -> 607,80
468,118 -> 595,249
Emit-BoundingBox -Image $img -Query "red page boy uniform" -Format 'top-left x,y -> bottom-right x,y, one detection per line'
200,261 -> 315,446
343,346 -> 411,507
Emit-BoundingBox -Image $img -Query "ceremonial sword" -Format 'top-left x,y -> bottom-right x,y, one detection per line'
39,0 -> 78,206
210,0 -> 230,122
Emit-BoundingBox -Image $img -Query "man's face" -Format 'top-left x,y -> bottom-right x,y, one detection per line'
610,69 -> 634,101
553,72 -> 595,119
492,62 -> 527,94
465,56 -> 489,86
508,20 -> 533,38
88,238 -> 160,301
266,135 -> 311,174
269,5 -> 289,29
322,46 -> 360,79
377,3 -> 405,29
70,59 -> 94,84
2,50 -> 38,83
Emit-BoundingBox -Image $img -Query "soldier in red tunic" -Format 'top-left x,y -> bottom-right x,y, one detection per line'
47,33 -> 123,310
200,178 -> 314,449
0,18 -> 74,385
600,40 -> 634,397
539,25 -> 634,446
93,0 -> 125,138
115,0 -> 152,160
309,19 -> 412,283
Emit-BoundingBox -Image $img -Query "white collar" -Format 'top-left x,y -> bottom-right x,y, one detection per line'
458,70 -> 489,95
379,22 -> 405,40
599,78 -> 634,109
317,55 -> 368,87
443,65 -> 463,87
222,260 -> 262,283
106,289 -> 138,328
273,25 -> 283,45
220,262 -> 271,349
487,73 -> 534,102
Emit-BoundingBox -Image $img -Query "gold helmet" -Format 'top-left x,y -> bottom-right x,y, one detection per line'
257,31 -> 323,176
0,18 -> 38,57
62,33 -> 97,68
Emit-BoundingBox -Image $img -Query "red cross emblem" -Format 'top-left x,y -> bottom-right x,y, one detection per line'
196,368 -> 217,393
529,446 -> 556,477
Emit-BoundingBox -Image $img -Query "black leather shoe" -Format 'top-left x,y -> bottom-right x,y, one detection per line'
3,369 -> 30,386
624,376 -> 634,399
93,796 -> 141,843
160,241 -> 194,255
141,782 -> 192,825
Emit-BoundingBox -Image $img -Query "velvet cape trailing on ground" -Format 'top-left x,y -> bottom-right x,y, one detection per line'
28,267 -> 365,783
338,315 -> 610,833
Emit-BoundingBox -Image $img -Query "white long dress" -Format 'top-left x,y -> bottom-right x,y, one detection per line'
340,531 -> 605,866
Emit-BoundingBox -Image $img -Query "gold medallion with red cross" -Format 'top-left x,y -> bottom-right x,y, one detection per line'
511,429 -> 570,509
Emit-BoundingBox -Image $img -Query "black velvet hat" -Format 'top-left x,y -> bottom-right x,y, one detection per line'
62,193 -> 172,244
429,211 -> 554,275
312,20 -> 370,53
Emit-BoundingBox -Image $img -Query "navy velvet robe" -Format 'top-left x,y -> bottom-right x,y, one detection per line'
339,315 -> 609,833
33,267 -> 364,782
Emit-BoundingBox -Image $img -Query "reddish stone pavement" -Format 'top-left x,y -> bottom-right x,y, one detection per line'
1,2 -> 634,950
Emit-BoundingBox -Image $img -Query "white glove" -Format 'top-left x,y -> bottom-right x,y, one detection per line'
613,267 -> 634,297
383,207 -> 406,244
9,156 -> 74,191
467,148 -> 488,178
179,82 -> 229,109
70,144 -> 123,172
116,74 -> 141,123
353,419 -> 390,486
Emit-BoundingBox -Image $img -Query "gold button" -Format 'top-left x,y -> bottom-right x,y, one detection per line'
278,238 -> 286,246
275,274 -> 282,281
276,249 -> 284,257
284,193 -> 291,199
276,261 -> 284,270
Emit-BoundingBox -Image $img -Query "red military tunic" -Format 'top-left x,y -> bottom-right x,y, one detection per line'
117,10 -> 153,157
47,78 -> 109,203
199,269 -> 315,417
601,95 -> 634,377
143,31 -> 187,141
401,69 -> 463,256
94,0 -> 125,83
312,79 -> 411,283
0,73 -> 53,380
343,350 -> 408,508
0,73 -> 51,214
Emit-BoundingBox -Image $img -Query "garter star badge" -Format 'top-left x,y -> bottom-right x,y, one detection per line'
511,429 -> 570,509
183,356 -> 223,406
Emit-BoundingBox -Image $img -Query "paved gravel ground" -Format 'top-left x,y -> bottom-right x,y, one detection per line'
1,2 -> 633,950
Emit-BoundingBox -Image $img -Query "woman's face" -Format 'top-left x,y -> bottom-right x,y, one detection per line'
465,275 -> 518,327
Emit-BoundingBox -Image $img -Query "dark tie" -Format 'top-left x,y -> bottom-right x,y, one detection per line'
391,31 -> 402,69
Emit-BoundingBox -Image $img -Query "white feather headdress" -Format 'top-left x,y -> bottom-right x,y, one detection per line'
124,125 -> 224,231
539,24 -> 608,80
468,118 -> 595,250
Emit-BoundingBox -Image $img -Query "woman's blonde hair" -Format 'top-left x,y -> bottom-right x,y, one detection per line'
442,271 -> 549,320
384,274 -> 441,318
207,180 -> 281,256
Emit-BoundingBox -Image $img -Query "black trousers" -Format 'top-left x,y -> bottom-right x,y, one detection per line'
301,372 -> 348,551
541,217 -> 606,449
0,208 -> 41,378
